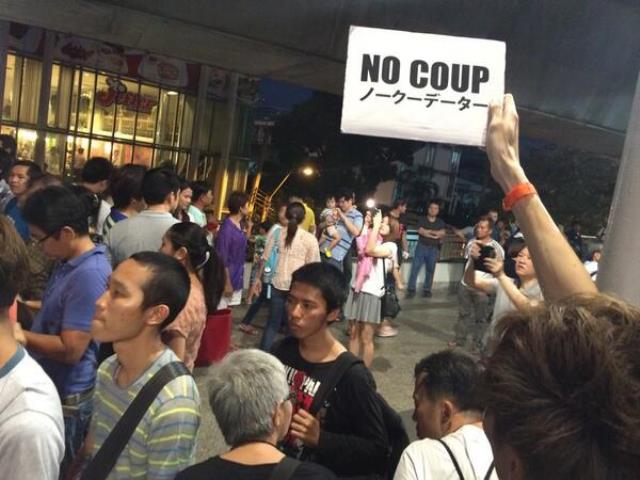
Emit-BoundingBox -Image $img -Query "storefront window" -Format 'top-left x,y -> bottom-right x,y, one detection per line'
19,58 -> 42,125
112,142 -> 133,166
176,151 -> 190,178
111,77 -> 137,140
2,54 -> 20,122
68,69 -> 80,130
77,70 -> 96,133
135,84 -> 159,144
94,74 -> 117,138
48,63 -> 74,129
133,145 -> 153,168
156,90 -> 180,146
17,129 -> 37,160
45,133 -> 66,175
155,148 -> 175,167
89,138 -> 112,160
180,96 -> 196,148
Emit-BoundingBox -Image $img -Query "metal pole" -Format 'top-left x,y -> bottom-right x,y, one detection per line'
189,64 -> 210,180
0,21 -> 9,128
597,70 -> 640,306
34,30 -> 54,167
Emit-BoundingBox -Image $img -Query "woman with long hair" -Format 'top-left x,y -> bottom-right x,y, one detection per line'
251,202 -> 320,351
346,210 -> 397,367
160,222 -> 225,370
175,180 -> 194,223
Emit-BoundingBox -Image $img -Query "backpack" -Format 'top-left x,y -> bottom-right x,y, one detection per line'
309,351 -> 409,480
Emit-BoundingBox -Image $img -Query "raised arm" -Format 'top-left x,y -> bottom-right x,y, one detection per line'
486,95 -> 596,301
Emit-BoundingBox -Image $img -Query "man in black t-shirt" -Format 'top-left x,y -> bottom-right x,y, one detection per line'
272,263 -> 388,479
407,201 -> 446,298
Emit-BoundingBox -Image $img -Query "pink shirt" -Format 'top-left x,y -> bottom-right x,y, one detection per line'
164,278 -> 206,371
263,228 -> 320,291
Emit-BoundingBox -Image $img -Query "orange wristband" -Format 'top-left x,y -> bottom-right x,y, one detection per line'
502,183 -> 537,211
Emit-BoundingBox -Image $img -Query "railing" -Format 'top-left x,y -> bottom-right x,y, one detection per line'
406,230 -> 466,262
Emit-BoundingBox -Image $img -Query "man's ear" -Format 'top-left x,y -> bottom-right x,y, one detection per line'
326,308 -> 340,324
143,304 -> 170,328
440,398 -> 455,431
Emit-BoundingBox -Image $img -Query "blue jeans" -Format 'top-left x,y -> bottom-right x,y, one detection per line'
241,285 -> 269,326
259,287 -> 289,351
60,391 -> 94,478
408,243 -> 439,293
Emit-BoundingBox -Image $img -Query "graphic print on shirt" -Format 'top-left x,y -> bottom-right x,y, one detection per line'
282,364 -> 322,458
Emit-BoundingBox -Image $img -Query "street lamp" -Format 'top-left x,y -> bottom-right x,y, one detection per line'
261,166 -> 316,221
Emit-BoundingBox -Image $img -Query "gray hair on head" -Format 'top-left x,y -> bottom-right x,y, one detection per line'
208,349 -> 289,446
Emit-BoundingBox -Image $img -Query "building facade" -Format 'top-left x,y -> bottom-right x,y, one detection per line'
0,21 -> 257,217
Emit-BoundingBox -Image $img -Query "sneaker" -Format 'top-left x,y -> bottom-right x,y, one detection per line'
422,291 -> 433,298
376,325 -> 398,338
405,290 -> 416,299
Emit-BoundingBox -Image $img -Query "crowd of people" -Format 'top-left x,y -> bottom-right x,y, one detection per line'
0,94 -> 637,480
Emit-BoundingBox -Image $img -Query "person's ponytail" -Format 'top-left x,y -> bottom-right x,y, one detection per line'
202,244 -> 225,312
285,202 -> 306,248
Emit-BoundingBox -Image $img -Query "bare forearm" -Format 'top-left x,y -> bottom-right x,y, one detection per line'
496,273 -> 531,310
24,331 -> 71,364
512,195 -> 596,301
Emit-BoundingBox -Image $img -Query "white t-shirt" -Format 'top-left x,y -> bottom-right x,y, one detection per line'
394,424 -> 497,480
361,242 -> 398,298
0,346 -> 64,480
488,277 -> 542,324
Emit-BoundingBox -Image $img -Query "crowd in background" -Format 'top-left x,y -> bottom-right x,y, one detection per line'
0,95 -> 637,480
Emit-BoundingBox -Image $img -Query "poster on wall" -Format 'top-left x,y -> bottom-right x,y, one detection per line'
340,26 -> 506,146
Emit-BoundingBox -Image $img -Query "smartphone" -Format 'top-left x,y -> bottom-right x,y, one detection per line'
473,245 -> 496,273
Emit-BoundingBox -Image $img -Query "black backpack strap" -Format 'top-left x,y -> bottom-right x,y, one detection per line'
484,461 -> 495,480
268,456 -> 302,480
81,361 -> 191,480
437,439 -> 465,480
308,351 -> 361,415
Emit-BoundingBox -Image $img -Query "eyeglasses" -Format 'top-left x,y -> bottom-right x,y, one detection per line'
31,229 -> 60,245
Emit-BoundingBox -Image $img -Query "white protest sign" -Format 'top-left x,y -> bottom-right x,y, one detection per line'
340,26 -> 506,146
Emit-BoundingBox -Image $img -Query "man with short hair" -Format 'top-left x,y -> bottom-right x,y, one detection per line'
272,262 -> 389,478
78,252 -> 200,479
0,134 -> 17,211
106,167 -> 180,265
80,157 -> 115,234
394,351 -> 497,480
102,164 -> 147,237
319,189 -> 364,274
452,216 -> 504,350
0,217 -> 64,479
3,160 -> 42,240
20,186 -> 111,475
407,201 -> 446,298
188,181 -> 213,227
487,209 -> 500,242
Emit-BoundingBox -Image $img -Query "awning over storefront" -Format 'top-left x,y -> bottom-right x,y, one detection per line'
0,0 -> 639,157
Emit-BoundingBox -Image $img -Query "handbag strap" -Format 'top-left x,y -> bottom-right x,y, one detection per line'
81,361 -> 190,480
437,439 -> 465,480
268,456 -> 302,480
308,351 -> 361,415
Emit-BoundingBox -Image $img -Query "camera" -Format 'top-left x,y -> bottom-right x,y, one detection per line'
365,198 -> 380,215
473,245 -> 496,273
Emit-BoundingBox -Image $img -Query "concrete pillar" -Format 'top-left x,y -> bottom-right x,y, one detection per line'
213,72 -> 238,219
0,21 -> 9,127
34,30 -> 54,167
188,64 -> 210,179
597,71 -> 640,306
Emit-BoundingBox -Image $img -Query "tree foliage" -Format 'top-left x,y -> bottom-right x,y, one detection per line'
266,92 -> 416,207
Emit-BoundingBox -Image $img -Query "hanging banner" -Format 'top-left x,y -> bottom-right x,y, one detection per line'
341,26 -> 506,146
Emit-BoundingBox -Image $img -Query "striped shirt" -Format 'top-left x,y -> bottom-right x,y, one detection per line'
90,349 -> 200,479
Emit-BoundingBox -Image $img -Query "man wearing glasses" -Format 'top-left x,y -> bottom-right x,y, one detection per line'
18,185 -> 111,478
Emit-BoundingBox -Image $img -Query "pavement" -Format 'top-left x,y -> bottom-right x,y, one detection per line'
192,285 -> 462,463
